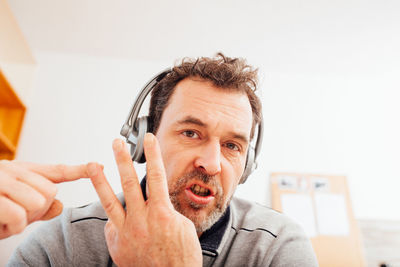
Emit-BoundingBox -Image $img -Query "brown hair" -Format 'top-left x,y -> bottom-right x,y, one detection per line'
149,53 -> 262,138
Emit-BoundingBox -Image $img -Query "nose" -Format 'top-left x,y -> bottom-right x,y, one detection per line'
194,141 -> 221,176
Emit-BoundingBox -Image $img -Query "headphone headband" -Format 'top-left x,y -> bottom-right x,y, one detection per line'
120,69 -> 171,138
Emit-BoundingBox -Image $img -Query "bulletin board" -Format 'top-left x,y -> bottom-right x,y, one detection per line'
270,173 -> 365,267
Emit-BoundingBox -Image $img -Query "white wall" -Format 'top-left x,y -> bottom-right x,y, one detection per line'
0,52 -> 170,264
1,0 -> 400,264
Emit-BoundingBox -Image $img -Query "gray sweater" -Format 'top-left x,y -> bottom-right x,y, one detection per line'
8,191 -> 318,266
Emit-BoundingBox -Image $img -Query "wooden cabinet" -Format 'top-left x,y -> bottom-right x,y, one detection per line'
0,70 -> 26,159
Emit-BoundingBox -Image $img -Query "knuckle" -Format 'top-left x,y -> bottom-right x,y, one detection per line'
36,178 -> 58,200
151,206 -> 172,221
103,200 -> 117,215
46,183 -> 58,199
121,176 -> 138,190
32,195 -> 47,211
9,207 -> 27,226
148,167 -> 164,180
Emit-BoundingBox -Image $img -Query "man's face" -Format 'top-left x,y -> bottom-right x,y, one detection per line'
155,78 -> 253,233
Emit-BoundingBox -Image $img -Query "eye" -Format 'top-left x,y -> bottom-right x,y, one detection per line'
223,142 -> 240,151
182,130 -> 199,139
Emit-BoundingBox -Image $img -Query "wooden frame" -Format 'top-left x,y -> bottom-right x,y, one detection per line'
0,69 -> 26,159
270,172 -> 365,267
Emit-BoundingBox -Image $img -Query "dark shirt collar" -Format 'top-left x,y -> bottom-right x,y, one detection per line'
140,177 -> 230,255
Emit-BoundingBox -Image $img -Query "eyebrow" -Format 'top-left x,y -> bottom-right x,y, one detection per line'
176,116 -> 250,144
177,116 -> 206,127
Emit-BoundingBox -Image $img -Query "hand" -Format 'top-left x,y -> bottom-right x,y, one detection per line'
88,133 -> 202,267
0,161 -> 90,239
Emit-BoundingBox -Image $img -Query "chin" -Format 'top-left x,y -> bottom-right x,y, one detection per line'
173,198 -> 228,233
167,169 -> 231,233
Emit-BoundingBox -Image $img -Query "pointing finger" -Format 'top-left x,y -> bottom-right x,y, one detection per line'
13,162 -> 90,183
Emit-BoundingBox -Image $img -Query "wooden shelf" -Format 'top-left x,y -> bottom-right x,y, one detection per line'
0,130 -> 16,159
0,0 -> 34,160
0,69 -> 26,159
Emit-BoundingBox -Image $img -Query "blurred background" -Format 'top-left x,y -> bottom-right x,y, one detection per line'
0,0 -> 399,266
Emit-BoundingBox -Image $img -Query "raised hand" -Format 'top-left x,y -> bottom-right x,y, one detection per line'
88,133 -> 202,267
0,161 -> 90,239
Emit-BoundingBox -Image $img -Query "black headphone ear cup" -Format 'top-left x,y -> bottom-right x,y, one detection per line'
130,116 -> 149,163
240,146 -> 255,184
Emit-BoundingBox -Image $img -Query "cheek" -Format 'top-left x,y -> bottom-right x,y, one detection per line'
221,157 -> 246,195
160,143 -> 194,180
221,166 -> 242,196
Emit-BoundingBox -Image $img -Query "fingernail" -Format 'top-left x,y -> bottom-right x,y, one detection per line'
112,139 -> 123,152
144,133 -> 154,148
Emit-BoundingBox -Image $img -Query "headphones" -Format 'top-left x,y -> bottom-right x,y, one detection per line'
120,69 -> 263,184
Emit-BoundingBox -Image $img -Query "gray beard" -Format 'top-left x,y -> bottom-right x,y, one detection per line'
168,170 -> 230,233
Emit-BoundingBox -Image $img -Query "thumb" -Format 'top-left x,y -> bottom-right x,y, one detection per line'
40,199 -> 63,220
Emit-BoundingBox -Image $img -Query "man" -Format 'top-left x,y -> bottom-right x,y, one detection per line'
4,54 -> 318,266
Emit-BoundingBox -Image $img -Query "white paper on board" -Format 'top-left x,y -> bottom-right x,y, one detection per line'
278,175 -> 298,190
312,178 -> 330,192
281,194 -> 317,237
314,193 -> 350,236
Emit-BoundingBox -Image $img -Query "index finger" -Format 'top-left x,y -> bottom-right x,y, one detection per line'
112,139 -> 144,212
13,162 -> 90,183
143,133 -> 170,205
87,162 -> 125,228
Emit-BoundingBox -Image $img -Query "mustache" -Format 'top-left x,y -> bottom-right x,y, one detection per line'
181,169 -> 215,184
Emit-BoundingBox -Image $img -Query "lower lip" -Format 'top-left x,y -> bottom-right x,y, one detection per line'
185,189 -> 214,205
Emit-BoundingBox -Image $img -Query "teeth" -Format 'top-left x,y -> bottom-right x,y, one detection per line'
190,184 -> 210,197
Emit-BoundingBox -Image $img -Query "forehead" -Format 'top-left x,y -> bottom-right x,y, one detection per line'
162,78 -> 253,137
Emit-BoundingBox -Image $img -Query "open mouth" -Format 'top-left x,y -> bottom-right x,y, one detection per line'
185,182 -> 215,205
190,184 -> 211,197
